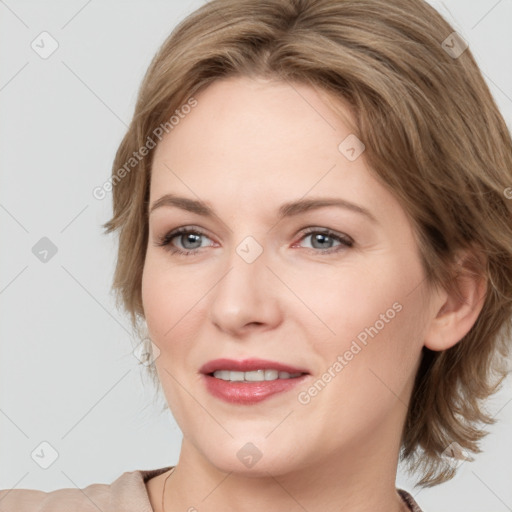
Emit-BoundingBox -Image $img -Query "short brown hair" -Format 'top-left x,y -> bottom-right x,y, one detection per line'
103,0 -> 512,486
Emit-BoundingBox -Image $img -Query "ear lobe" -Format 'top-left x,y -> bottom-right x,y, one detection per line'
424,249 -> 487,352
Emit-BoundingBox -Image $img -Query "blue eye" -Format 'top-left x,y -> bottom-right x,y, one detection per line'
298,228 -> 353,253
155,227 -> 211,256
155,227 -> 353,256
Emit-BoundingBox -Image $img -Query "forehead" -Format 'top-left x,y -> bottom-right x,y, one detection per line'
154,76 -> 349,168
149,76 -> 400,224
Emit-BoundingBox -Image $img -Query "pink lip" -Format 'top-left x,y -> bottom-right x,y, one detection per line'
199,358 -> 310,405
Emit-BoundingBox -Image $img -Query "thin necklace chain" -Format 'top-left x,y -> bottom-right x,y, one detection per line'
161,466 -> 176,512
160,466 -> 410,512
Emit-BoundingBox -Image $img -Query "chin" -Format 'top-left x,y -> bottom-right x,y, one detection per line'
199,438 -> 308,477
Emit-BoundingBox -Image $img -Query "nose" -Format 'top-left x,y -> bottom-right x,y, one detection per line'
208,241 -> 283,336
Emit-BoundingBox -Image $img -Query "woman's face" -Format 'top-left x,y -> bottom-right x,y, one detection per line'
142,75 -> 437,476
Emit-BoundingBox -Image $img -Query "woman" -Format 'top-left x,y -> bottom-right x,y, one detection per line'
1,0 -> 511,511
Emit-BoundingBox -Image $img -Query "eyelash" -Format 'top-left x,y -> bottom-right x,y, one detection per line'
154,226 -> 354,257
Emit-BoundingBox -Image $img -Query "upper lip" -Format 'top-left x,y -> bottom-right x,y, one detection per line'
200,358 -> 310,375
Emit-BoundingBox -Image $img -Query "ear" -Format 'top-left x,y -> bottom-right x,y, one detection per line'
424,248 -> 487,351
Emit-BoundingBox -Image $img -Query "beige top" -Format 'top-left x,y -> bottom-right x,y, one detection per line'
0,466 -> 423,511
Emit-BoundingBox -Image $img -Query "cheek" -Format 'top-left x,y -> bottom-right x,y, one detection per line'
297,250 -> 427,384
334,264 -> 426,401
141,255 -> 163,337
290,257 -> 411,344
141,256 -> 198,416
141,252 -> 199,339
141,254 -> 181,343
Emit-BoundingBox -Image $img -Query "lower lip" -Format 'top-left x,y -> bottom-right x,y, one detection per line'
202,374 -> 309,404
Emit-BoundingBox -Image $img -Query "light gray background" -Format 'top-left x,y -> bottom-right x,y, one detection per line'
1,1 -> 511,510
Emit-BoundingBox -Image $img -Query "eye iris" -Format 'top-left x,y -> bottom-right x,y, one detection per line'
312,233 -> 333,249
181,233 -> 202,249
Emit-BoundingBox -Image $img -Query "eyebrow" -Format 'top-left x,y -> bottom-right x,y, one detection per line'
149,193 -> 378,223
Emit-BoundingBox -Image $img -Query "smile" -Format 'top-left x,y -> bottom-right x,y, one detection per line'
212,369 -> 304,381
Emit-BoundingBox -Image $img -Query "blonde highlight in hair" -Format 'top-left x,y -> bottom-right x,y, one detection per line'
103,0 -> 512,486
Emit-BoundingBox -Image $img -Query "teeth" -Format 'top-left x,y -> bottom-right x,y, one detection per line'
212,369 -> 303,382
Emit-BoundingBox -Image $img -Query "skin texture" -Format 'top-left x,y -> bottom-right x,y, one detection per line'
141,76 -> 485,512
